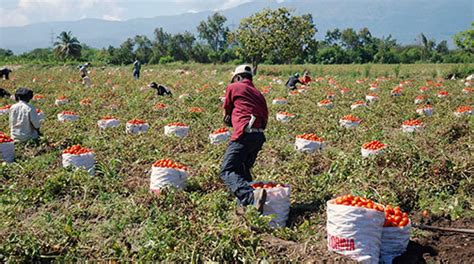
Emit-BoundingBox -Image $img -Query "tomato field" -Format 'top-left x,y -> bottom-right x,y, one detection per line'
0,63 -> 473,262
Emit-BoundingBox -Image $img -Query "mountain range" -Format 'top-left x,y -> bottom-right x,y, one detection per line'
0,0 -> 472,53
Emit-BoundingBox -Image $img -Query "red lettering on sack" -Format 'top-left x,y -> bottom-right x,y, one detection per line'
328,234 -> 355,251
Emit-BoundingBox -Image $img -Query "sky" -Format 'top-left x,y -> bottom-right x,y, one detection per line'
0,0 -> 258,27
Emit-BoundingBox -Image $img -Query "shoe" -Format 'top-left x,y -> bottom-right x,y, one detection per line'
253,188 -> 267,213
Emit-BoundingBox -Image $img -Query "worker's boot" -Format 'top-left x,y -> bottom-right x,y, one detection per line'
253,188 -> 267,214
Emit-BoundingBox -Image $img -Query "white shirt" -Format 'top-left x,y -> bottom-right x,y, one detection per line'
9,101 -> 41,142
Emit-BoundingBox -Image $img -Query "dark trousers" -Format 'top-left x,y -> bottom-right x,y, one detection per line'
220,132 -> 266,206
133,70 -> 140,79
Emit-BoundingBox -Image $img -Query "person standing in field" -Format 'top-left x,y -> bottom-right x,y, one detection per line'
220,65 -> 269,212
79,63 -> 90,78
285,73 -> 302,90
9,88 -> 41,142
133,59 -> 141,80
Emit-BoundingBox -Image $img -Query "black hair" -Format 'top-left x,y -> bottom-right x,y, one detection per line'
15,88 -> 33,102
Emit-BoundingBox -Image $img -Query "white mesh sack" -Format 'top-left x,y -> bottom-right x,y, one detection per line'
209,131 -> 231,144
126,123 -> 149,134
295,138 -> 325,153
327,200 -> 385,264
380,222 -> 411,264
98,119 -> 120,129
164,125 -> 189,138
62,153 -> 95,175
0,142 -> 15,163
150,167 -> 188,191
262,186 -> 291,227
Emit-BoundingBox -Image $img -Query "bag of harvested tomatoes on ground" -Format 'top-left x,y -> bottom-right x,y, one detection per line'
209,127 -> 231,144
164,122 -> 189,138
62,145 -> 95,175
150,159 -> 188,192
0,132 -> 15,163
380,205 -> 411,264
295,133 -> 325,153
327,195 -> 385,264
251,182 -> 291,227
126,119 -> 149,134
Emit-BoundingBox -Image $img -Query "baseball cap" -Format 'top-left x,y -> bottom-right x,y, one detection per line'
232,65 -> 253,79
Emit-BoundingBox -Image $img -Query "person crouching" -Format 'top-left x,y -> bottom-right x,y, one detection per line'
149,82 -> 172,96
9,88 -> 41,143
220,65 -> 269,212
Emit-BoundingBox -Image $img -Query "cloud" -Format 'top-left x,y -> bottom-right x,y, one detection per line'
1,0 -> 124,27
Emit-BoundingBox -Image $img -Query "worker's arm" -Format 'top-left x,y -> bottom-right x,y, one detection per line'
29,107 -> 41,130
223,86 -> 233,126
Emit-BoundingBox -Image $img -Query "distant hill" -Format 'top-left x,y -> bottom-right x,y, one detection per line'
0,0 -> 471,53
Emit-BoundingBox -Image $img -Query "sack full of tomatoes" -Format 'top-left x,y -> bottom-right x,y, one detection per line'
98,116 -> 120,129
250,182 -> 291,227
327,194 -> 385,263
295,133 -> 325,153
164,122 -> 189,138
380,205 -> 411,264
126,119 -> 149,134
57,111 -> 79,122
209,127 -> 231,144
0,132 -> 15,163
62,145 -> 95,175
150,159 -> 189,191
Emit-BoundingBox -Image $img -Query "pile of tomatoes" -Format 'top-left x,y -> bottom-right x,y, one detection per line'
278,111 -> 295,117
61,111 -> 77,116
251,182 -> 286,189
57,96 -> 67,100
319,99 -> 332,105
362,140 -> 386,150
437,91 -> 449,96
334,194 -> 384,212
101,116 -> 117,120
0,105 -> 11,110
366,93 -> 379,98
341,115 -> 361,123
352,100 -> 366,106
334,194 -> 411,227
127,119 -> 146,125
0,132 -> 14,143
80,98 -> 92,105
154,103 -> 167,110
189,107 -> 203,113
455,106 -> 472,113
153,159 -> 187,171
384,205 -> 410,227
296,133 -> 324,142
63,145 -> 93,155
33,94 -> 45,100
212,127 -> 229,134
167,122 -> 188,127
402,119 -> 423,126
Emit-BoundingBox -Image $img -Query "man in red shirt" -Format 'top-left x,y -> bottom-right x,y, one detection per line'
221,65 -> 269,212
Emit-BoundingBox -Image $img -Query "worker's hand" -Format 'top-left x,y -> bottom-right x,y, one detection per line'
223,115 -> 232,127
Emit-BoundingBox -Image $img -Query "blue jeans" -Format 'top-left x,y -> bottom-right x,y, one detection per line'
220,132 -> 266,206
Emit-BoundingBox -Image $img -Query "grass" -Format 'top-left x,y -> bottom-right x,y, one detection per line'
0,63 -> 473,261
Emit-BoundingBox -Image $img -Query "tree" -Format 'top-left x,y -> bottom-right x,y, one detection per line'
53,31 -> 82,60
418,33 -> 435,61
453,22 -> 474,53
168,32 -> 195,62
197,12 -> 229,52
150,28 -> 172,64
134,35 -> 153,63
0,48 -> 14,58
233,8 -> 316,74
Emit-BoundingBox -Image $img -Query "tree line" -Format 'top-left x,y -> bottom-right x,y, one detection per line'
1,8 -> 472,69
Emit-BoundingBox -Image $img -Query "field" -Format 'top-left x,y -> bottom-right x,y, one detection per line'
0,63 -> 473,262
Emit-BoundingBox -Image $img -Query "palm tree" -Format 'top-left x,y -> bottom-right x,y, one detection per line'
53,31 -> 82,60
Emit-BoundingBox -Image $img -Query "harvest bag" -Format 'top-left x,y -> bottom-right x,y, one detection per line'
150,167 -> 188,190
380,222 -> 411,264
327,200 -> 385,263
0,142 -> 15,163
62,153 -> 95,175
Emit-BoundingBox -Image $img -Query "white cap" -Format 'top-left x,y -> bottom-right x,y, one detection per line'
232,65 -> 253,79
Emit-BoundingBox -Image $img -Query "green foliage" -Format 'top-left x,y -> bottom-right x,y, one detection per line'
233,8 -> 316,73
453,22 -> 474,53
53,31 -> 82,60
197,12 -> 229,53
